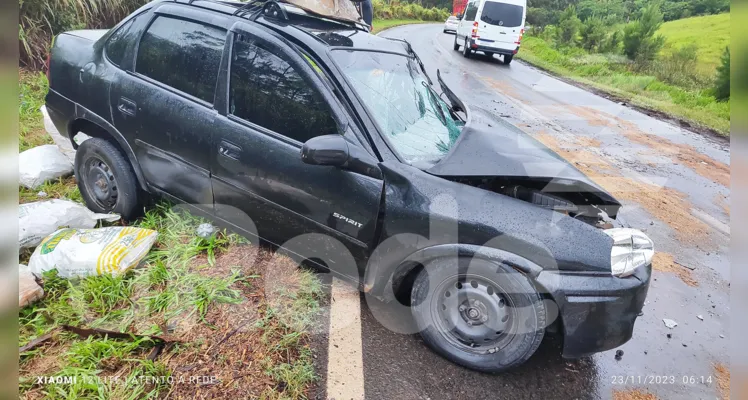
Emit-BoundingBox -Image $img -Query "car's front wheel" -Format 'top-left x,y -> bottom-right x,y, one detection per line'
411,257 -> 546,372
75,137 -> 141,220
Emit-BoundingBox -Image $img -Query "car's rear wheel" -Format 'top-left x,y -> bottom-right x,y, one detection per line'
462,38 -> 471,58
503,54 -> 514,65
453,36 -> 460,51
485,51 -> 494,58
411,257 -> 546,372
75,137 -> 140,220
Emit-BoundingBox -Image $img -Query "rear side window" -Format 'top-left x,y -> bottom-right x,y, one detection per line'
136,16 -> 226,103
480,2 -> 524,27
104,18 -> 135,66
229,36 -> 337,143
464,1 -> 479,21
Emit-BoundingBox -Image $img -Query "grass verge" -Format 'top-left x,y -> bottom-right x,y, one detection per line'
372,19 -> 433,34
516,36 -> 730,136
19,204 -> 325,399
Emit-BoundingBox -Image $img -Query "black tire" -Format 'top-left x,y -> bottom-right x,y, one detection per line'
453,36 -> 460,51
462,38 -> 471,58
411,257 -> 546,373
485,52 -> 494,58
503,54 -> 514,65
75,137 -> 140,220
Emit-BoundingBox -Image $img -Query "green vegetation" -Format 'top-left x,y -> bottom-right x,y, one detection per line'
372,0 -> 451,22
527,0 -> 729,30
517,36 -> 730,134
519,4 -> 730,135
657,12 -> 730,71
20,0 -> 149,69
20,205 -> 324,398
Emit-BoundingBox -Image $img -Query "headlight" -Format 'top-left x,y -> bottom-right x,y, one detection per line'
604,228 -> 654,277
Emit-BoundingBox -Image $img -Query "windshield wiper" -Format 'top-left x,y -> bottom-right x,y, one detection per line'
422,81 -> 448,126
388,38 -> 433,85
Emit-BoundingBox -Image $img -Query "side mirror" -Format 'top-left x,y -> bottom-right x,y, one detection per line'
457,13 -> 463,19
301,135 -> 382,179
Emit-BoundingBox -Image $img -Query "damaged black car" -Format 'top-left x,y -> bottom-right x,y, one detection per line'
45,0 -> 653,372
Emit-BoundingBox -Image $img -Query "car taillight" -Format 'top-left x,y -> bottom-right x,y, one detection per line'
515,28 -> 524,45
471,21 -> 479,38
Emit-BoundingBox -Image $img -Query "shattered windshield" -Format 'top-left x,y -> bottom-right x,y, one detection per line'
332,50 -> 464,165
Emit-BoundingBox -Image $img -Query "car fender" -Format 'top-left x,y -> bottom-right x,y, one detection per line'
70,103 -> 149,191
363,162 -> 613,296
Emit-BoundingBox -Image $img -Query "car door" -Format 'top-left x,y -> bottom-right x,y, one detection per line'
210,23 -> 383,278
475,0 -> 525,48
109,6 -> 227,207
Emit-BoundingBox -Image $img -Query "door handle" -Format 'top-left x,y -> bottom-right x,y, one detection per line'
117,98 -> 137,116
218,140 -> 242,161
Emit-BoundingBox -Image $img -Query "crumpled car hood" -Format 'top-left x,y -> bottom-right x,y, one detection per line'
426,106 -> 621,214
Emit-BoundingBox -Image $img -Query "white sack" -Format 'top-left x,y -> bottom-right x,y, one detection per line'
19,145 -> 73,189
19,199 -> 120,249
29,226 -> 158,278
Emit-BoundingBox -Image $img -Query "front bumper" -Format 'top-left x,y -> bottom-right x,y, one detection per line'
536,263 -> 651,358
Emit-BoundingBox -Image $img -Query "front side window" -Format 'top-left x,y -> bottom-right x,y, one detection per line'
480,2 -> 524,27
464,1 -> 479,21
332,50 -> 464,165
136,16 -> 226,103
229,36 -> 338,143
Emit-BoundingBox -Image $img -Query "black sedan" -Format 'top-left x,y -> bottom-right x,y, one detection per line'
44,0 -> 653,372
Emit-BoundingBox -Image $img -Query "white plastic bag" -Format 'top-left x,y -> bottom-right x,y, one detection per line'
19,145 -> 74,189
29,227 -> 158,278
41,105 -> 77,163
19,200 -> 120,249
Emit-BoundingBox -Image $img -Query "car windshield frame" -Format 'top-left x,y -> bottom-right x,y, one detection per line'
329,48 -> 465,167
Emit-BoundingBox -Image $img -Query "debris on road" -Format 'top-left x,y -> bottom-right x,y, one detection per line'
19,265 -> 44,308
663,318 -> 678,329
615,349 -> 624,360
719,334 -> 725,338
667,333 -> 672,339
19,199 -> 120,249
697,315 -> 704,321
29,226 -> 157,278
19,144 -> 73,189
675,260 -> 696,270
197,223 -> 217,238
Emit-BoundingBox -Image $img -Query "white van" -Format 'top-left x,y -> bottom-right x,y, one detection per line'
454,0 -> 526,64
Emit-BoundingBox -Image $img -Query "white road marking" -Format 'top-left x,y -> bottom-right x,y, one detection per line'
326,277 -> 365,400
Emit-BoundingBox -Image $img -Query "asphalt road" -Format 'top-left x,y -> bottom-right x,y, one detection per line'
344,24 -> 731,400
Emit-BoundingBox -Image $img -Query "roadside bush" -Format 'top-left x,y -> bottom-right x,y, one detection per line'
555,5 -> 582,46
713,46 -> 730,100
580,17 -> 606,52
600,29 -> 623,53
648,43 -> 710,89
20,0 -> 148,69
373,0 -> 449,21
622,2 -> 666,64
527,7 -> 558,32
